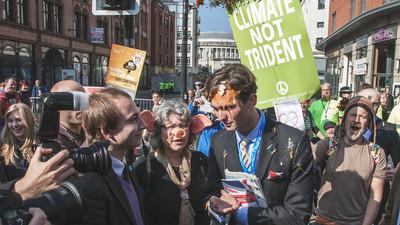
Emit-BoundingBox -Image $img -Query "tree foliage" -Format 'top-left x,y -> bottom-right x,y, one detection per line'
209,0 -> 259,14
209,0 -> 301,14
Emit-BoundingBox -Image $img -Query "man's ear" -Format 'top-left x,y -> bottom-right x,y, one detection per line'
191,114 -> 212,135
139,110 -> 155,132
100,127 -> 117,143
248,94 -> 257,108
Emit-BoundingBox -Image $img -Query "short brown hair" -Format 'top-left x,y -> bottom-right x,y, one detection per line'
205,64 -> 257,103
83,87 -> 132,144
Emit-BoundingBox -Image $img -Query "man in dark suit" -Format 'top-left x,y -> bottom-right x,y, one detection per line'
65,87 -> 146,225
204,64 -> 314,225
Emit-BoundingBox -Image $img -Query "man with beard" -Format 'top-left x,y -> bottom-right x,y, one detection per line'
204,64 -> 313,225
315,96 -> 386,225
51,80 -> 86,149
308,83 -> 339,137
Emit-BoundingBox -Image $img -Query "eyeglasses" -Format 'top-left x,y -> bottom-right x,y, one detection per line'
162,123 -> 189,132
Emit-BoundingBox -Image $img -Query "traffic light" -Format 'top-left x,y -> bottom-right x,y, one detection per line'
93,0 -> 140,16
196,0 -> 204,8
101,0 -> 130,10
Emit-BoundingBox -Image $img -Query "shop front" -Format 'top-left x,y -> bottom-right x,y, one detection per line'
372,26 -> 397,90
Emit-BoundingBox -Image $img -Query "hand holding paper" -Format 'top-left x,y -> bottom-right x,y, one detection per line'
210,191 -> 240,214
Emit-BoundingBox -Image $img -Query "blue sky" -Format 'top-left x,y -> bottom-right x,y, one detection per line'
198,1 -> 232,32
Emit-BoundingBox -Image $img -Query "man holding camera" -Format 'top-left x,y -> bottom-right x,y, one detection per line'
51,80 -> 86,149
65,87 -> 146,225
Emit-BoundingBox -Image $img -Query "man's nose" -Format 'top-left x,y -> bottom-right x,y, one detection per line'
215,110 -> 227,121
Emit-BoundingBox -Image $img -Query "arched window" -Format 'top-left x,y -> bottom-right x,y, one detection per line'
73,56 -> 81,82
19,47 -> 32,81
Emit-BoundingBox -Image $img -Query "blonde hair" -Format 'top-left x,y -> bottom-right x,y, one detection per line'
1,103 -> 35,165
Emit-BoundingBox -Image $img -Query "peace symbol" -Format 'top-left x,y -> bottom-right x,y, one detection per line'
276,81 -> 289,95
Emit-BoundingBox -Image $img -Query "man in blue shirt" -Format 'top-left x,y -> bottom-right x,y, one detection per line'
204,64 -> 313,225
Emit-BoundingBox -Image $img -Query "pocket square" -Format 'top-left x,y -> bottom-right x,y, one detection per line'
267,170 -> 285,180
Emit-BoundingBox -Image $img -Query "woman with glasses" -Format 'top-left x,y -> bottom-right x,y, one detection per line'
135,100 -> 209,225
0,103 -> 36,170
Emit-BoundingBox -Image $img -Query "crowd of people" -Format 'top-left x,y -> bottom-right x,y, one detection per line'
1,64 -> 400,225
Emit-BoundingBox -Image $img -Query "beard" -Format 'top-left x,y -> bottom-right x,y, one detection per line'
344,124 -> 365,143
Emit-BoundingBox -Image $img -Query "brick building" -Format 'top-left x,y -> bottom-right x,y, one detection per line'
0,0 -> 174,94
317,0 -> 400,96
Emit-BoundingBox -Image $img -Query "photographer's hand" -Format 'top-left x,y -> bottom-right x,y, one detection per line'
28,208 -> 51,225
14,147 -> 75,200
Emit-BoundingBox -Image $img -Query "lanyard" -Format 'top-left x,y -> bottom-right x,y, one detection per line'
321,100 -> 330,120
238,112 -> 266,174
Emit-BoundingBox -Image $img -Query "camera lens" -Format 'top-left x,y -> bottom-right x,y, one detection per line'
70,141 -> 111,174
22,182 -> 83,224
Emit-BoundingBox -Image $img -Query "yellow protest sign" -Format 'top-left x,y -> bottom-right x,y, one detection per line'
106,44 -> 146,93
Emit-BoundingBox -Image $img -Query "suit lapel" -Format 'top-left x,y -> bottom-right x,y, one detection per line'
223,131 -> 243,172
103,170 -> 136,224
256,117 -> 278,180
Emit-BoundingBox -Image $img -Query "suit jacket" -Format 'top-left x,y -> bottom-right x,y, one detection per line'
65,168 -> 144,225
376,119 -> 400,166
375,119 -> 400,224
380,163 -> 400,225
206,115 -> 314,225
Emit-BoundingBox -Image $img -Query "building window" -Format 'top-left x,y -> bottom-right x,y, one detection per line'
331,11 -> 336,32
177,31 -> 182,39
3,0 -> 28,25
97,19 -> 108,44
53,4 -> 61,33
351,0 -> 356,18
177,44 -> 182,52
318,0 -> 325,9
43,1 -> 62,34
316,37 -> 323,44
176,57 -> 181,66
73,11 -> 81,38
114,23 -> 124,45
317,22 -> 324,28
73,9 -> 88,40
360,0 -> 366,13
356,47 -> 367,59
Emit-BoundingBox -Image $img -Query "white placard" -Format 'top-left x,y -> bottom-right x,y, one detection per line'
274,98 -> 305,131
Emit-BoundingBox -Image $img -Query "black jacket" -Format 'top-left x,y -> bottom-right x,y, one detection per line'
64,169 -> 144,225
205,115 -> 314,225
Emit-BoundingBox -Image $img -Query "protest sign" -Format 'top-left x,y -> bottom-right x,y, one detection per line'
106,44 -> 146,99
229,0 -> 320,109
274,98 -> 304,131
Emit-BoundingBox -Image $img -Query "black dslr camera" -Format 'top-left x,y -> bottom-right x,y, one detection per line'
0,182 -> 84,225
0,190 -> 31,225
37,92 -> 111,174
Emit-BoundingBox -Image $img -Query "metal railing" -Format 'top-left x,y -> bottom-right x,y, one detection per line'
134,98 -> 153,111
